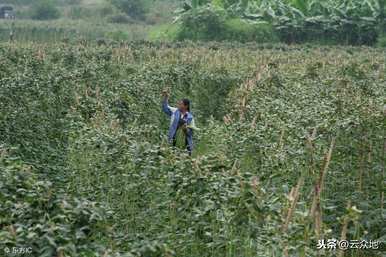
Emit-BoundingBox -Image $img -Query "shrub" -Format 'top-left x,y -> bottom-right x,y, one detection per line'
223,18 -> 278,43
109,0 -> 147,21
30,0 -> 60,20
176,6 -> 226,41
175,9 -> 278,43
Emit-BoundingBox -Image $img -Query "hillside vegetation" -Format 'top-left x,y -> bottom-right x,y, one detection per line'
0,42 -> 385,256
2,0 -> 386,45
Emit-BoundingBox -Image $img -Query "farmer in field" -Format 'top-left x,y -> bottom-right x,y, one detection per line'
162,89 -> 196,155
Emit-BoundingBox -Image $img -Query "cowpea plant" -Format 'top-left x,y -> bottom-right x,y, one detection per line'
0,42 -> 385,257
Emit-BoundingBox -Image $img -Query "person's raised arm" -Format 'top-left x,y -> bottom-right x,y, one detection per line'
161,89 -> 176,116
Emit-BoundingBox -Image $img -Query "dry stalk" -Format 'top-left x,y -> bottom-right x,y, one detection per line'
231,159 -> 240,176
223,114 -> 232,125
281,175 -> 304,257
36,47 -> 45,61
306,128 -> 317,175
310,137 -> 336,241
282,175 -> 304,233
337,201 -> 351,257
57,249 -> 64,257
238,66 -> 266,121
279,128 -> 286,151
251,116 -> 257,130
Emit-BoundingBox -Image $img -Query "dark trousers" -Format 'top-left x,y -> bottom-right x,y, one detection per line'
172,137 -> 191,156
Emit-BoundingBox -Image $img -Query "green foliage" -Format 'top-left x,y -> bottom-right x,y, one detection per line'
175,6 -> 227,41
145,0 -> 179,25
175,7 -> 278,42
67,2 -> 115,21
109,0 -> 148,20
148,24 -> 180,41
224,18 -> 278,42
0,42 -> 385,257
0,152 -> 113,256
30,0 -> 61,20
175,0 -> 386,45
376,34 -> 386,47
0,20 -> 151,43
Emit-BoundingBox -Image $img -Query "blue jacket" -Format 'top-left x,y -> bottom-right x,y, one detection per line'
162,98 -> 194,152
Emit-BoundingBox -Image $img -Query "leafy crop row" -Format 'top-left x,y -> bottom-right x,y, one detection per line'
0,42 -> 385,256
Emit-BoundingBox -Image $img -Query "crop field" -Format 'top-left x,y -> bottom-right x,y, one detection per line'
0,42 -> 385,257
